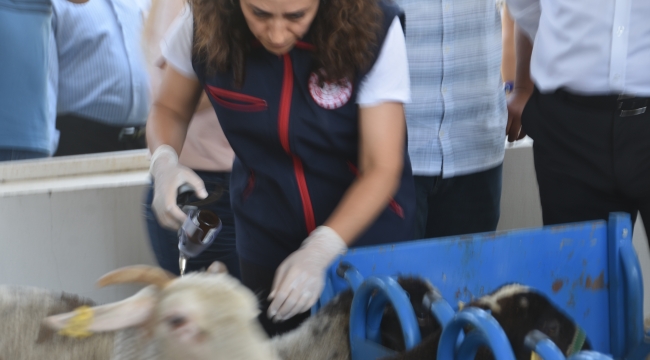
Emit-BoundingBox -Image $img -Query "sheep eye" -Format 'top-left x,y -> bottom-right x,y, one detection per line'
167,315 -> 187,329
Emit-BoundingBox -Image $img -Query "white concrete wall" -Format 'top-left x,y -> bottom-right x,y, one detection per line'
0,151 -> 155,304
0,145 -> 648,310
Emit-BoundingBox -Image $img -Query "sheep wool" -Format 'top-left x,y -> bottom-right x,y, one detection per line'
0,286 -> 114,360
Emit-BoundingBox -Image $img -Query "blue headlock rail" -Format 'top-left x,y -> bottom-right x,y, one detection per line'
314,213 -> 649,360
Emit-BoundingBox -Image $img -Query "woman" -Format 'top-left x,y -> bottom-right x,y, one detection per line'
142,0 -> 239,279
147,0 -> 415,335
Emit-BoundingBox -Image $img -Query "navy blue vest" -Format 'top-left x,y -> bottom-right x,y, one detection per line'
193,2 -> 415,268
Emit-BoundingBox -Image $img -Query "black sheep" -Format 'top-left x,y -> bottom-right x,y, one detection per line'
381,282 -> 591,360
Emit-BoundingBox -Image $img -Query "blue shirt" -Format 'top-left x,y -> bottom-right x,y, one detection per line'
49,0 -> 150,128
397,0 -> 507,178
0,0 -> 52,154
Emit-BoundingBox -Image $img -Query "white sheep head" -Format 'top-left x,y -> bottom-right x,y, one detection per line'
43,262 -> 272,360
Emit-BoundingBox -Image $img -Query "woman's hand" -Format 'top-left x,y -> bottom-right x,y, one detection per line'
149,145 -> 208,230
267,226 -> 347,321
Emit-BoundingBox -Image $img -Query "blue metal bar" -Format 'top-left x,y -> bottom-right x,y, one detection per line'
314,261 -> 365,315
607,213 -> 630,358
456,331 -> 488,360
437,307 -> 515,360
425,289 -> 465,347
366,291 -> 388,344
426,294 -> 456,327
337,262 -> 365,292
619,243 -> 644,354
525,330 -> 566,360
350,276 -> 422,350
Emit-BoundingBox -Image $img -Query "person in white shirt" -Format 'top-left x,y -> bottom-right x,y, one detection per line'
506,0 -> 650,228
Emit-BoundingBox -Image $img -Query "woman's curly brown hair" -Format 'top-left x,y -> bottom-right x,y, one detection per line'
190,0 -> 382,87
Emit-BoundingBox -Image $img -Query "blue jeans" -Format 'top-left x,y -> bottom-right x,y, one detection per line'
144,171 -> 240,279
0,149 -> 48,162
414,164 -> 503,239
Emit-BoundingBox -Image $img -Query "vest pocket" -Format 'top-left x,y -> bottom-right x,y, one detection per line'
205,85 -> 268,112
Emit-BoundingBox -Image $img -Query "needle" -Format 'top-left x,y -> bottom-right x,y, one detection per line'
179,254 -> 188,276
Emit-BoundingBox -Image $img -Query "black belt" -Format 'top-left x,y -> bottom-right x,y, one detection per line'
555,89 -> 649,117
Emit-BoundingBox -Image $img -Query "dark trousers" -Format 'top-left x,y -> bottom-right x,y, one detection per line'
522,87 -> 650,229
144,171 -> 240,279
54,114 -> 146,156
239,257 -> 310,336
414,164 -> 503,239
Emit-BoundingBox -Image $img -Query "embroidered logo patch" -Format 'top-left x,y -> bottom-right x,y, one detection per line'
308,72 -> 353,110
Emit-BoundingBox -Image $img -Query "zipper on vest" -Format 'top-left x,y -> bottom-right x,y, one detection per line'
279,54 -> 316,233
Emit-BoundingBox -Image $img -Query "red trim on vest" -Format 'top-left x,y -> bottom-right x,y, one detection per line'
278,55 -> 292,153
205,85 -> 268,112
347,162 -> 405,219
279,54 -> 316,233
243,170 -> 256,200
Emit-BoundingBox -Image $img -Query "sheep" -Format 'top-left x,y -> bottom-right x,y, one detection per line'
0,263 -> 274,360
381,283 -> 592,360
0,285 -> 115,360
38,267 -> 414,360
3,264 -> 589,360
40,263 -> 280,360
33,264 -> 423,360
0,262 -> 354,360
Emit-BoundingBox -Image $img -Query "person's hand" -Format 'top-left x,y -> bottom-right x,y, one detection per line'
506,88 -> 533,142
267,226 -> 347,322
149,145 -> 207,230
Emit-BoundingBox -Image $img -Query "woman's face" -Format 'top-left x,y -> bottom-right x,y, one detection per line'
240,0 -> 319,55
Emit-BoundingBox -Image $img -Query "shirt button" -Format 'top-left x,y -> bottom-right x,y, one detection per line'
444,46 -> 450,54
439,130 -> 445,137
617,26 -> 625,37
444,4 -> 450,11
442,87 -> 448,94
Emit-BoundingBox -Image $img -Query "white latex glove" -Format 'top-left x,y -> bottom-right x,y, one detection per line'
267,226 -> 347,321
149,145 -> 208,230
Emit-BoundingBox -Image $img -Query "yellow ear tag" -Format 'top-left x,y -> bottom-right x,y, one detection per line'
58,305 -> 94,338
458,301 -> 465,311
530,351 -> 541,360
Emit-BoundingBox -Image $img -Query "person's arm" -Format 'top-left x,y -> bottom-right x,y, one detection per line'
505,23 -> 534,142
323,102 -> 404,242
146,66 -> 208,229
146,66 -> 202,154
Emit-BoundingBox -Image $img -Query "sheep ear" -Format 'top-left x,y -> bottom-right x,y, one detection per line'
206,261 -> 228,275
43,286 -> 159,332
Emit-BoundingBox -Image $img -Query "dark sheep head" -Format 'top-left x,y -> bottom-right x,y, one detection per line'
380,277 -> 442,353
469,284 -> 591,359
380,282 -> 591,360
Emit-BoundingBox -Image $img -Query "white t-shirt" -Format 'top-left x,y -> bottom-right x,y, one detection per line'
161,6 -> 411,107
